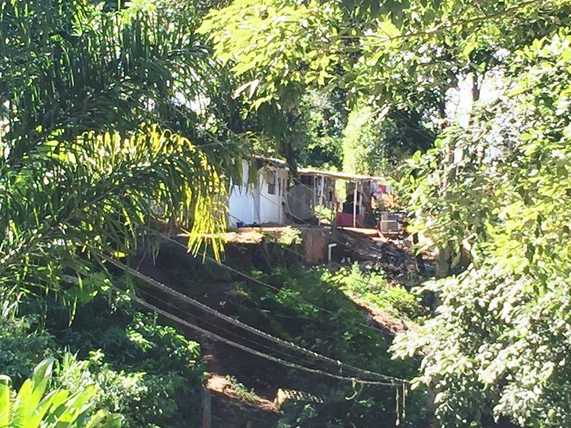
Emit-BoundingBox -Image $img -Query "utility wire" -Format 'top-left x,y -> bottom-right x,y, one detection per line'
100,251 -> 402,387
157,228 -> 400,343
147,232 -> 413,428
132,295 -> 401,386
135,287 -> 325,368
154,231 -> 393,338
101,253 -> 407,385
137,286 -> 405,423
135,287 -> 376,376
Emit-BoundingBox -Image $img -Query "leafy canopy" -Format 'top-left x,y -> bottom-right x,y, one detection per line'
0,0 -> 239,303
201,1 -> 571,426
393,31 -> 571,428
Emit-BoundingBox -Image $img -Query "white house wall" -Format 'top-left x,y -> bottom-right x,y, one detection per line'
228,161 -> 288,227
228,161 -> 256,227
257,166 -> 287,224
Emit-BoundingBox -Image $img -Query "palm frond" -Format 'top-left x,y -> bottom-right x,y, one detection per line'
0,0 -> 244,301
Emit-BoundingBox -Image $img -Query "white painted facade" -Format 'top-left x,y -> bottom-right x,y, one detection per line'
228,160 -> 288,227
227,161 -> 257,225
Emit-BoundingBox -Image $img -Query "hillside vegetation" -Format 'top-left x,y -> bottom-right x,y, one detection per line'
1,1 -> 570,427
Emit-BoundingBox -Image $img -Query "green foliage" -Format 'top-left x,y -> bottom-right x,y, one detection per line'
342,103 -> 435,176
274,227 -> 303,247
200,2 -> 571,423
0,358 -> 121,428
223,375 -> 260,403
199,0 -> 343,109
47,295 -> 203,428
401,125 -> 496,275
0,2 -> 228,421
392,32 -> 571,427
0,0 -> 242,305
5,1 -> 571,427
0,0 -> 241,153
296,90 -> 346,170
55,352 -> 192,428
313,205 -> 335,224
223,265 -> 427,427
199,1 -> 348,171
2,292 -> 204,428
247,88 -> 346,173
327,264 -> 421,320
276,403 -> 318,428
342,105 -> 379,175
0,316 -> 56,387
355,0 -> 571,112
235,265 -> 422,373
202,0 -> 571,178
1,126 -> 228,301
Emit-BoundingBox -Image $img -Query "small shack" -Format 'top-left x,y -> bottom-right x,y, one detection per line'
286,170 -> 337,223
294,169 -> 391,228
228,158 -> 391,229
228,158 -> 288,227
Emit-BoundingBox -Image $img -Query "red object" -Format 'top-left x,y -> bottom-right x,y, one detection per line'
336,212 -> 365,227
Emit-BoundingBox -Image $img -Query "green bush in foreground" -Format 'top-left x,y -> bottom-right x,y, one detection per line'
0,317 -> 56,387
3,292 -> 204,428
0,358 -> 121,428
393,32 -> 571,428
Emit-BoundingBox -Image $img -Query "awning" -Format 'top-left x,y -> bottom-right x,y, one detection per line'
298,168 -> 386,182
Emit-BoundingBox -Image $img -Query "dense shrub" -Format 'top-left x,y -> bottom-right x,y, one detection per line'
1,357 -> 121,428
393,33 -> 571,427
52,296 -> 204,428
326,264 -> 422,319
55,350 -> 198,428
5,292 -> 204,428
0,316 -> 56,386
227,265 -> 428,427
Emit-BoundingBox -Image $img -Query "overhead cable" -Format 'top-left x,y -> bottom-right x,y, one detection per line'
132,295 -> 401,386
154,231 -> 392,338
136,287 -> 346,371
101,253 -> 408,385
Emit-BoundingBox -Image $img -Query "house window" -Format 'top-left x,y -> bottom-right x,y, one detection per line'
301,175 -> 313,186
267,170 -> 276,195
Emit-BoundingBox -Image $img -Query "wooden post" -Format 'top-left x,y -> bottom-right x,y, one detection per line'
331,178 -> 338,233
316,176 -> 321,226
202,388 -> 211,428
320,175 -> 325,206
352,182 -> 358,228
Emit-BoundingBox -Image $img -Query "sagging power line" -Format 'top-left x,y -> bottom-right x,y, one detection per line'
101,253 -> 408,385
132,295 -> 401,387
135,288 -> 408,426
152,231 -> 395,338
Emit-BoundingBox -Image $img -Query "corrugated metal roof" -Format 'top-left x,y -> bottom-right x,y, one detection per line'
253,156 -> 387,182
253,156 -> 288,168
298,168 -> 386,182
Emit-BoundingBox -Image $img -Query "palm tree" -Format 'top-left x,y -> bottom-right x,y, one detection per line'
0,0 -> 241,302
